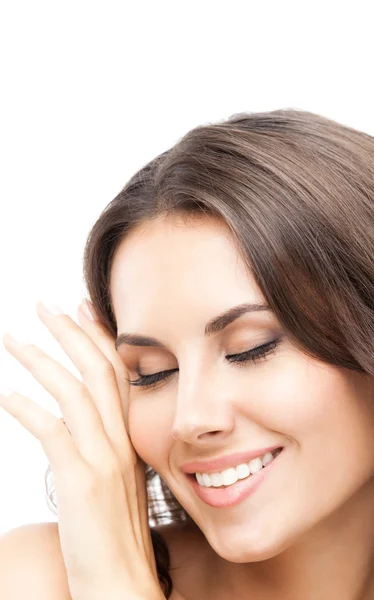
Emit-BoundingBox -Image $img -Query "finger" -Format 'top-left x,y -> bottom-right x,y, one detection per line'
2,332 -> 112,464
0,390 -> 81,474
76,302 -> 132,453
35,302 -> 134,462
77,301 -> 130,401
74,308 -> 153,548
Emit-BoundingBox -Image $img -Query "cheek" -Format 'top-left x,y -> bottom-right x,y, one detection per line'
127,399 -> 172,470
247,357 -> 331,438
249,355 -> 373,454
255,357 -> 374,472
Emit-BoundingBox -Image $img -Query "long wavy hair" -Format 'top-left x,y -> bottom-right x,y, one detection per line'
45,108 -> 374,598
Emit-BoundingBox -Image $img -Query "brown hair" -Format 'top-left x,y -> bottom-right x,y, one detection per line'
45,108 -> 374,598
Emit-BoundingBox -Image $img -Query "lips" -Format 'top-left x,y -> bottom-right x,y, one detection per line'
185,447 -> 286,508
181,445 -> 284,475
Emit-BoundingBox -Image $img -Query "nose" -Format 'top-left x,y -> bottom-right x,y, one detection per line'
171,367 -> 235,444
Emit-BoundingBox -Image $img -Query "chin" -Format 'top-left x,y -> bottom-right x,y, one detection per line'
206,522 -> 292,564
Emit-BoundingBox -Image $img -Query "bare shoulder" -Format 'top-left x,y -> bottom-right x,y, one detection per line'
153,520 -> 210,600
0,521 -> 71,599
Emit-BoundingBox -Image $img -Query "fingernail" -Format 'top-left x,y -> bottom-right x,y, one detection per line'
81,300 -> 96,321
3,332 -> 30,347
38,300 -> 64,316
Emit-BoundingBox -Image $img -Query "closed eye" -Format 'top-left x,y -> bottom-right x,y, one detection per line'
125,336 -> 283,389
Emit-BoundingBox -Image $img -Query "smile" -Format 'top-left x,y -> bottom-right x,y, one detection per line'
185,447 -> 285,508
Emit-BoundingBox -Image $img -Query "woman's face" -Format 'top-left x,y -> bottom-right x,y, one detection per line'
110,214 -> 374,563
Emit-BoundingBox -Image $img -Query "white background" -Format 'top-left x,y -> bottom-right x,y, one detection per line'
0,0 -> 373,535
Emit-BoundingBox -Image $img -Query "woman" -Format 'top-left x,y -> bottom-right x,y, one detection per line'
1,108 -> 374,599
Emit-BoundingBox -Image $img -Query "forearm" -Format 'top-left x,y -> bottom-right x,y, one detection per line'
73,576 -> 166,600
67,545 -> 166,600
75,587 -> 165,600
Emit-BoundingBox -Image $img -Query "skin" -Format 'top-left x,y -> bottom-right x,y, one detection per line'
110,213 -> 374,600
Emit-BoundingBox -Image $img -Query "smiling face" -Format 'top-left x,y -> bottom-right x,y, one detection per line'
110,213 -> 374,563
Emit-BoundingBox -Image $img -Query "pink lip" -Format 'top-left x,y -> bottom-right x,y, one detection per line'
181,445 -> 283,475
185,447 -> 285,508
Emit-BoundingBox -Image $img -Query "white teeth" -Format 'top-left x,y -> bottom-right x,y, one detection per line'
236,463 -> 250,479
195,450 -> 278,488
221,467 -> 238,486
262,451 -> 274,467
196,473 -> 204,485
209,471 -> 224,487
248,457 -> 263,474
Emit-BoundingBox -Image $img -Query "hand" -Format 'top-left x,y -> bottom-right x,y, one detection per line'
0,300 -> 164,600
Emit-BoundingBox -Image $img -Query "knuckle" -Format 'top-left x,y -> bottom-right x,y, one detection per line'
76,379 -> 91,399
29,349 -> 48,374
43,417 -> 67,438
97,359 -> 116,378
82,358 -> 115,380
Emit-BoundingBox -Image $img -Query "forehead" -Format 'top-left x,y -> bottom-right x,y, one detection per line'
110,214 -> 263,320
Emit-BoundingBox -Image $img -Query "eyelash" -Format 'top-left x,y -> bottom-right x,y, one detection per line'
125,336 -> 283,389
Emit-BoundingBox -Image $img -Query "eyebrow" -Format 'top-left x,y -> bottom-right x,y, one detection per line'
114,302 -> 271,350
